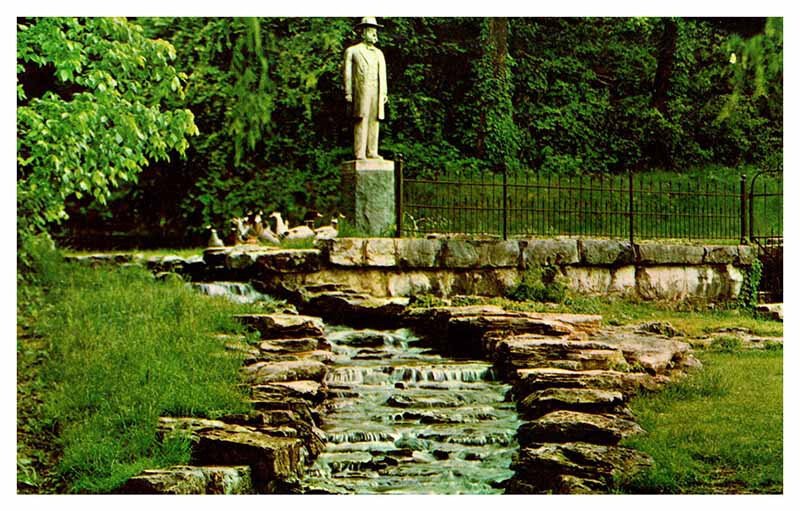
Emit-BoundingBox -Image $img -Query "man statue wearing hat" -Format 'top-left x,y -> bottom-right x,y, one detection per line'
343,17 -> 388,160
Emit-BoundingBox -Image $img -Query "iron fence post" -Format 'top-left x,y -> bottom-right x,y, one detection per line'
502,162 -> 508,240
395,154 -> 404,238
740,174 -> 747,244
628,170 -> 635,245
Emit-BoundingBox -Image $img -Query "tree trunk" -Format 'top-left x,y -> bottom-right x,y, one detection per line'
652,18 -> 678,115
476,17 -> 510,161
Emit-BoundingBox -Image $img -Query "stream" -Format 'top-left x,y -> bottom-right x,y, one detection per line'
194,281 -> 521,494
301,326 -> 520,494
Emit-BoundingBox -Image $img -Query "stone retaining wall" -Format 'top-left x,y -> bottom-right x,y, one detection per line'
69,237 -> 755,303
229,238 -> 751,303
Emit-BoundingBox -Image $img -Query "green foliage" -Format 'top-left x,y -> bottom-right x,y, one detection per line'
621,350 -> 782,493
17,17 -> 198,244
738,257 -> 763,312
472,18 -> 521,169
19,242 -> 275,492
134,17 -> 353,235
720,19 -> 782,126
407,294 -> 450,309
36,17 -> 782,246
507,265 -> 568,303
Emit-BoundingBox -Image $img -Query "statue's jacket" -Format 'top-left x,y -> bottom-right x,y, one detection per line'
343,42 -> 387,120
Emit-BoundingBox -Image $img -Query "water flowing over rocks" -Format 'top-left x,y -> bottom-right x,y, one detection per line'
405,304 -> 699,494
109,279 -> 704,494
297,327 -> 521,494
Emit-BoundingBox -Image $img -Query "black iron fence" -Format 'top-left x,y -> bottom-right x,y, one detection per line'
395,155 -> 782,244
748,171 -> 783,301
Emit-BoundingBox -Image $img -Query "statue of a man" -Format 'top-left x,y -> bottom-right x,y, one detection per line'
343,17 -> 388,160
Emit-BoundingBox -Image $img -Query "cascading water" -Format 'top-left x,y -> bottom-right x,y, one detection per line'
192,281 -> 275,304
193,282 -> 522,494
301,326 -> 522,494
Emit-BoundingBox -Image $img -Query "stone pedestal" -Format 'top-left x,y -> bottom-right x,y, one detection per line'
341,159 -> 395,236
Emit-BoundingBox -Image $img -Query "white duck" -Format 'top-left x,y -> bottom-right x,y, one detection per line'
206,225 -> 224,247
313,217 -> 341,241
269,211 -> 290,238
285,223 -> 315,241
253,211 -> 280,244
231,216 -> 251,241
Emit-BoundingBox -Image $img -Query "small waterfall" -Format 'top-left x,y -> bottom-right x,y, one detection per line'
301,326 -> 522,494
192,281 -> 274,304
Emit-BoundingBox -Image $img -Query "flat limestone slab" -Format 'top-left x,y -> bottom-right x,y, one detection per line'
117,465 -> 253,494
514,368 -> 626,395
234,313 -> 325,339
511,441 -> 653,490
517,410 -> 645,446
518,387 -> 625,419
192,429 -> 305,486
242,359 -> 327,384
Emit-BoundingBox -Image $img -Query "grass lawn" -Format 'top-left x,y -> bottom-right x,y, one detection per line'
17,242 -> 282,493
620,348 -> 783,494
63,247 -> 206,259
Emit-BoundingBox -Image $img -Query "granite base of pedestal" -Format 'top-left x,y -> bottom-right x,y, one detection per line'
341,159 -> 395,236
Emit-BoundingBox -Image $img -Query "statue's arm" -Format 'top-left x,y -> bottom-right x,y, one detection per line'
379,50 -> 388,104
343,48 -> 353,102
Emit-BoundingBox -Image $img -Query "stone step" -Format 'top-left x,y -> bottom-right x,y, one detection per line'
505,474 -> 607,495
494,336 -> 629,377
248,349 -> 336,365
509,442 -> 653,493
247,397 -> 318,426
304,292 -> 409,327
116,465 -> 253,494
590,330 -> 696,375
517,388 -> 626,419
220,410 -> 326,457
251,380 -> 326,404
242,359 -> 327,384
514,368 -> 627,396
517,410 -> 645,446
191,428 -> 305,491
449,314 -> 577,339
258,337 -> 330,354
234,313 -> 325,340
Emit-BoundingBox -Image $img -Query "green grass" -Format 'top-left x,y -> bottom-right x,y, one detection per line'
18,243 -> 278,493
434,294 -> 782,338
64,247 -> 205,259
620,349 -> 783,493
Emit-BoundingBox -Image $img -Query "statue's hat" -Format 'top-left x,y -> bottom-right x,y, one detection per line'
355,17 -> 384,29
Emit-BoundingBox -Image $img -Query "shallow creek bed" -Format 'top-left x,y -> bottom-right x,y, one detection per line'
115,281 -> 700,494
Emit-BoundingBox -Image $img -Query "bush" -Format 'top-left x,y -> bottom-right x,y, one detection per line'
507,265 -> 568,303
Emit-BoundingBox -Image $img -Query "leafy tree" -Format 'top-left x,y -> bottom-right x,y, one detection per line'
473,17 -> 521,170
17,17 -> 198,244
719,17 -> 782,171
42,17 -> 782,247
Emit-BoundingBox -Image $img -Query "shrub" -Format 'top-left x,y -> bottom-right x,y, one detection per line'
507,265 -> 568,303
